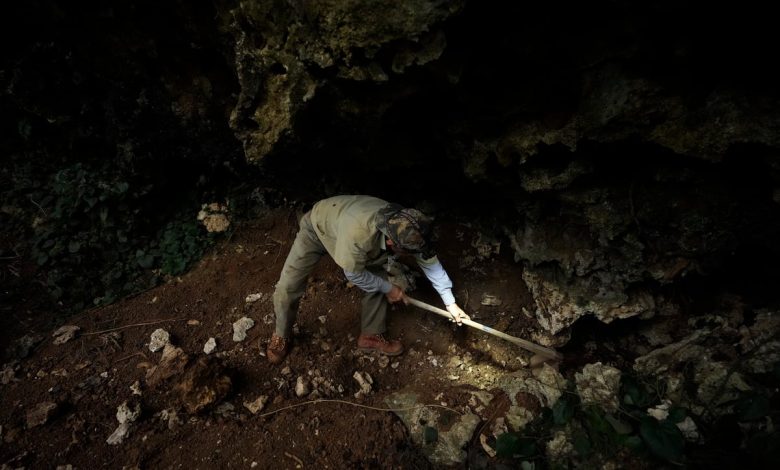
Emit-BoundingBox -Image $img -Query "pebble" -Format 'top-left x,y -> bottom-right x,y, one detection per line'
203,337 -> 217,354
295,376 -> 310,397
52,325 -> 80,345
232,317 -> 255,342
148,329 -> 170,352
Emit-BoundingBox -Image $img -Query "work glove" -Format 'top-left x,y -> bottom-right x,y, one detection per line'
446,303 -> 470,325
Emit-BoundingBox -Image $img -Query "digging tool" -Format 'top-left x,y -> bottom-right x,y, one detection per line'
406,296 -> 563,362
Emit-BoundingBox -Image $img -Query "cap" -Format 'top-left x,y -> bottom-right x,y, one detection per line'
376,204 -> 436,258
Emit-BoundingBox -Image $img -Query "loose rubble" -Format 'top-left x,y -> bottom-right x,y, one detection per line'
148,328 -> 170,352
52,325 -> 80,345
26,401 -> 58,428
106,401 -> 141,445
203,337 -> 217,354
232,317 -> 255,342
575,362 -> 622,412
243,395 -> 269,414
353,371 -> 373,399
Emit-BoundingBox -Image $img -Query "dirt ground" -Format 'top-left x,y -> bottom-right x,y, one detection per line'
0,206 -> 563,469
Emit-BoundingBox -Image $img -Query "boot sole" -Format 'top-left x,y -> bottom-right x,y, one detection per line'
358,347 -> 404,356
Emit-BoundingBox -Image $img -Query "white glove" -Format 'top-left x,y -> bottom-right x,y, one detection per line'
446,303 -> 470,325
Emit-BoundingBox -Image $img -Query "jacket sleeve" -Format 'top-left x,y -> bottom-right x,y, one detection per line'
416,256 -> 456,306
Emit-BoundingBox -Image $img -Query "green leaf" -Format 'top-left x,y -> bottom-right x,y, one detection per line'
666,406 -> 687,424
553,398 -> 575,425
573,433 -> 592,456
495,433 -> 536,459
520,461 -> 535,470
605,414 -> 633,435
639,416 -> 684,462
68,241 -> 81,253
622,435 -> 643,451
735,394 -> 770,422
496,433 -> 521,458
622,376 -> 651,408
423,426 -> 438,444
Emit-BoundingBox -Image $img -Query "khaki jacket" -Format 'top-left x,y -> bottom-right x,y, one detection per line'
310,195 -> 389,272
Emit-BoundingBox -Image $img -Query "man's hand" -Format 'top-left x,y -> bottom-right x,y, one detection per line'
386,285 -> 408,304
446,303 -> 470,325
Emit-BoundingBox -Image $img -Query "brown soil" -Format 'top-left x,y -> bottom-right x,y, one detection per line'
1,206 -> 540,469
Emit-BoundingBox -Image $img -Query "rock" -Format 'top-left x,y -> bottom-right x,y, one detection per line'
480,294 -> 502,306
739,310 -> 780,374
7,334 -> 42,359
175,357 -> 233,414
1,363 -> 17,384
378,356 -> 390,368
245,293 -> 265,303
148,328 -> 170,352
160,408 -> 181,430
146,343 -> 189,388
295,376 -> 310,397
117,401 -> 141,424
198,202 -> 230,233
203,337 -> 217,355
318,315 -> 327,324
281,366 -> 291,376
26,401 -> 58,428
232,317 -> 255,342
391,361 -> 400,369
107,401 -> 141,445
187,319 -> 201,326
546,430 -> 574,465
52,325 -> 80,345
479,433 -> 497,458
243,395 -> 269,414
130,381 -> 142,396
575,362 -> 622,412
386,390 -> 480,466
353,371 -> 373,398
106,423 -> 131,445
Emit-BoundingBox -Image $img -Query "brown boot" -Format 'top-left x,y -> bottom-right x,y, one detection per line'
266,334 -> 290,364
357,333 -> 404,356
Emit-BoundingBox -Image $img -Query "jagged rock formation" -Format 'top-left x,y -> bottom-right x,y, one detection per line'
216,1 -> 780,340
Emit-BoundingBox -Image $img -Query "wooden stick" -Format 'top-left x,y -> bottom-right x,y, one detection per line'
406,297 -> 562,361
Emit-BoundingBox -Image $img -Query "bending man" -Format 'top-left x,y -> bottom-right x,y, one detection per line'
267,195 -> 468,364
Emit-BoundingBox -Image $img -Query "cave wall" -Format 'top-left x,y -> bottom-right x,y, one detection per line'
218,0 -> 780,337
3,0 -> 780,334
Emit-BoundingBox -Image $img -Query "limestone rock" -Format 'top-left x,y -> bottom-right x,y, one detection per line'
203,337 -> 217,355
243,395 -> 269,415
575,362 -> 622,412
52,325 -> 80,345
26,401 -> 58,428
148,328 -> 170,352
232,317 -> 255,342
175,357 -> 232,414
386,390 -> 480,466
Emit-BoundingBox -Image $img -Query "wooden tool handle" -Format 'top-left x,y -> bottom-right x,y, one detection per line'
406,297 -> 562,361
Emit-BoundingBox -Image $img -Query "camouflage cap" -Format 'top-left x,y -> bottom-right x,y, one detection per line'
376,204 -> 436,258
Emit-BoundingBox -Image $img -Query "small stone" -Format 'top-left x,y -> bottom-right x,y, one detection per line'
187,319 -> 201,326
480,294 -> 502,306
52,325 -> 80,345
1,363 -> 16,384
251,462 -> 258,468
391,362 -> 400,369
116,401 -> 141,424
232,317 -> 255,342
243,395 -> 269,414
245,293 -> 264,303
295,376 -> 310,397
281,366 -> 292,376
149,329 -> 170,352
56,465 -> 73,470
130,381 -> 142,396
203,337 -> 217,354
378,356 -> 390,368
318,315 -> 327,324
353,371 -> 373,398
320,341 -> 331,352
106,422 -> 130,445
26,401 -> 58,428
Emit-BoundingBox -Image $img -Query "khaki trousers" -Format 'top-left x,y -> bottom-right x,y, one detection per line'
272,212 -> 388,338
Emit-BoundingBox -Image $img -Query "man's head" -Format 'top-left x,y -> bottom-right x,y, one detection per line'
377,204 -> 436,258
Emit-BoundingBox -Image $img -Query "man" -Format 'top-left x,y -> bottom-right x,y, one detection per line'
266,195 -> 469,364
